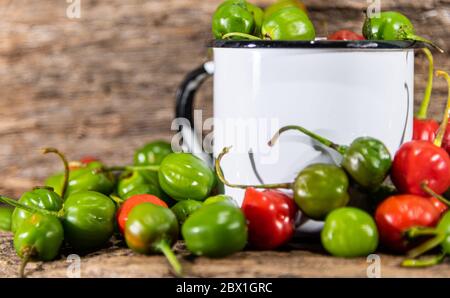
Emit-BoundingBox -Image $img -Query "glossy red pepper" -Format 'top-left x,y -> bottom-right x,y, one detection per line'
327,30 -> 364,41
391,141 -> 450,196
375,195 -> 440,252
430,196 -> 448,216
241,188 -> 297,250
116,194 -> 168,234
413,49 -> 438,142
392,70 -> 450,196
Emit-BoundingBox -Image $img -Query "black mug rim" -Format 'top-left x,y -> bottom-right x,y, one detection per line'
210,39 -> 427,49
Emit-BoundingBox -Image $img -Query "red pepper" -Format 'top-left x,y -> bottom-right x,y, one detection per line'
117,194 -> 168,234
241,188 -> 297,250
327,30 -> 365,41
375,195 -> 440,252
413,49 -> 438,142
392,70 -> 450,196
79,156 -> 99,164
430,196 -> 448,215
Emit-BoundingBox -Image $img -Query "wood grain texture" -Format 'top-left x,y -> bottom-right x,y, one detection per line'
1,232 -> 449,278
0,0 -> 449,277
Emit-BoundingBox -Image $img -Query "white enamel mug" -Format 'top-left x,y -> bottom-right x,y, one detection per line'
176,40 -> 420,232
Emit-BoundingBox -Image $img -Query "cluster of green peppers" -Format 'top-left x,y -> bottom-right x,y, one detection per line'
0,141 -> 249,277
212,0 -> 442,52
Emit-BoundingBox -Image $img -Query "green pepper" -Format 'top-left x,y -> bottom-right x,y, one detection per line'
2,191 -> 116,253
125,203 -> 181,276
45,161 -> 115,197
62,191 -> 116,252
216,149 -> 349,220
159,153 -> 216,202
203,195 -> 237,207
264,0 -> 307,19
171,200 -> 203,225
11,187 -> 63,233
321,207 -> 378,258
0,206 -> 13,231
117,171 -> 175,206
262,7 -> 315,41
14,213 -> 64,277
134,140 -> 173,181
363,11 -> 443,52
182,202 -> 247,258
212,0 -> 255,39
246,2 -> 263,36
294,164 -> 350,220
269,126 -> 392,190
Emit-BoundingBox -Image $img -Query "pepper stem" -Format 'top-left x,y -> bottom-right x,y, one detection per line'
19,247 -> 35,278
222,32 -> 262,41
405,226 -> 438,239
100,165 -> 160,173
0,196 -> 61,218
42,148 -> 70,199
110,195 -> 124,205
402,252 -> 446,268
215,146 -> 292,190
157,240 -> 183,277
402,30 -> 444,53
268,125 -> 348,155
421,182 -> 450,206
434,70 -> 450,147
407,233 -> 446,259
416,48 -> 434,119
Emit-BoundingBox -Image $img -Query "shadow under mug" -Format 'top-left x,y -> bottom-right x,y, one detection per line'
176,40 -> 423,233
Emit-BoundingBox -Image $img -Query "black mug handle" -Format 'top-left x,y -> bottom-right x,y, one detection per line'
175,62 -> 214,124
175,62 -> 214,163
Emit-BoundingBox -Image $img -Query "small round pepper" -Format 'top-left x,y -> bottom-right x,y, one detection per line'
212,0 -> 255,39
321,207 -> 379,257
262,7 -> 315,41
14,213 -> 63,277
171,200 -> 203,226
158,153 -> 216,202
11,187 -> 63,233
0,206 -> 13,231
62,191 -> 116,252
182,202 -> 247,258
363,11 -> 443,52
117,194 -> 168,234
134,140 -> 173,182
125,203 -> 181,276
203,194 -> 237,207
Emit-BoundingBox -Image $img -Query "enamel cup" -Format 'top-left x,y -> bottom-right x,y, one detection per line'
176,40 -> 420,232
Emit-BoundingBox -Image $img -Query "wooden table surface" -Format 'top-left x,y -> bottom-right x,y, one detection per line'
0,0 -> 449,278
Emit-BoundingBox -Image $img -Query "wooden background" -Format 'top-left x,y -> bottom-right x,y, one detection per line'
0,0 -> 449,278
0,0 -> 448,197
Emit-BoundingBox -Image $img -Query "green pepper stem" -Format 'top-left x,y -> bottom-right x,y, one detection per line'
407,233 -> 446,259
421,182 -> 450,206
402,30 -> 444,53
110,195 -> 124,205
434,71 -> 450,147
42,148 -> 70,200
215,146 -> 292,190
19,247 -> 35,278
222,32 -> 262,41
0,196 -> 61,218
157,240 -> 183,277
101,165 -> 160,172
402,252 -> 446,268
268,125 -> 348,155
416,48 -> 434,119
405,226 -> 438,239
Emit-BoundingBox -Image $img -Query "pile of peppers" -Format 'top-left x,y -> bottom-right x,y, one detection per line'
212,0 -> 443,52
0,0 -> 448,278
